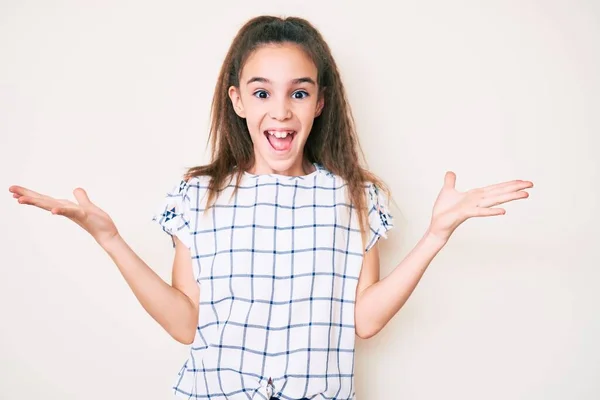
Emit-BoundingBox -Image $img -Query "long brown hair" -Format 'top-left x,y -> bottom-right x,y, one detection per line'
184,15 -> 393,251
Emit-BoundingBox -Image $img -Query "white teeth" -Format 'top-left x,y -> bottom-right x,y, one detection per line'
267,130 -> 294,139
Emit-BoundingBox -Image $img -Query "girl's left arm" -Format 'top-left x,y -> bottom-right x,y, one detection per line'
354,171 -> 533,339
354,231 -> 446,339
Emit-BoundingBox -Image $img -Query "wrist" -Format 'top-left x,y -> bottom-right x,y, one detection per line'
424,226 -> 450,248
98,232 -> 124,253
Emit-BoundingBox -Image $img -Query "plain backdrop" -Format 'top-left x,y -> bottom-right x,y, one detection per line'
1,1 -> 598,399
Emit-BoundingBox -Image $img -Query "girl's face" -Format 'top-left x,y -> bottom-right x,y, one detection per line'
229,43 -> 324,176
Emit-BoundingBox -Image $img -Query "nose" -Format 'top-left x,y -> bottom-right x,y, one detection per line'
268,97 -> 292,121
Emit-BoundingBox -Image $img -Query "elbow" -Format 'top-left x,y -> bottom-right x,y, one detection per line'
168,321 -> 197,345
178,337 -> 194,345
172,328 -> 195,345
356,328 -> 378,340
355,320 -> 380,340
356,330 -> 371,340
355,307 -> 381,339
170,307 -> 199,345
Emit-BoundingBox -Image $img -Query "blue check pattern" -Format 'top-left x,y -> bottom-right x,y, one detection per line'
152,162 -> 393,400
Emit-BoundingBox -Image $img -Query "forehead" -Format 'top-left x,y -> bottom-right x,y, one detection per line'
241,43 -> 317,84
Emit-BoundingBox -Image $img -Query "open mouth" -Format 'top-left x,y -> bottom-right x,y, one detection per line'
264,130 -> 297,152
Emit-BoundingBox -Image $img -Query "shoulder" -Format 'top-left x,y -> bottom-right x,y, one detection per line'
184,174 -> 211,187
180,174 -> 213,204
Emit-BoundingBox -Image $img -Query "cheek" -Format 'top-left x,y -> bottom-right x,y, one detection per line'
295,104 -> 318,126
242,104 -> 264,132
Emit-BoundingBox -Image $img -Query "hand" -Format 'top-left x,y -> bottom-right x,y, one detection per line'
428,171 -> 533,242
9,185 -> 120,246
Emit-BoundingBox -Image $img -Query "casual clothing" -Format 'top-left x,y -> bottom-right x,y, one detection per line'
153,162 -> 394,399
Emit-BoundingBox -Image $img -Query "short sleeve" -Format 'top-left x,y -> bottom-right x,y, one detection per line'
364,182 -> 394,252
151,178 -> 193,250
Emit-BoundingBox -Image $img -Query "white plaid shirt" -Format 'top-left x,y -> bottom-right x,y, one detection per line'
152,162 -> 393,400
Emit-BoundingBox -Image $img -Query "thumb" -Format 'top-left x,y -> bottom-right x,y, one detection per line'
444,171 -> 456,189
73,187 -> 91,205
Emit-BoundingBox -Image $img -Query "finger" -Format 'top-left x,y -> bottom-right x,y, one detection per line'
478,191 -> 529,208
444,171 -> 456,189
488,182 -> 533,198
17,196 -> 54,211
9,185 -> 47,198
73,187 -> 91,206
482,180 -> 533,193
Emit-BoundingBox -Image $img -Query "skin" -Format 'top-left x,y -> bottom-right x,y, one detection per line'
228,43 -> 324,177
7,43 -> 534,343
354,172 -> 533,338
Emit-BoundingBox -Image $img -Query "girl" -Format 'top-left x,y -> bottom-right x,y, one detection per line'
9,15 -> 533,400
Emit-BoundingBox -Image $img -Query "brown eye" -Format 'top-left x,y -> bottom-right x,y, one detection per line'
292,90 -> 309,99
253,90 -> 269,99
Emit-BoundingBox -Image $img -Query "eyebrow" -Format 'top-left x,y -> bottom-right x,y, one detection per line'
246,77 -> 316,85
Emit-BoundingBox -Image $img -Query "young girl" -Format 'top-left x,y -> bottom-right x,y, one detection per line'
9,15 -> 533,400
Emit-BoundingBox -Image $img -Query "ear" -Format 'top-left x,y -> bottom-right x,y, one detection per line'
315,88 -> 325,117
228,86 -> 246,118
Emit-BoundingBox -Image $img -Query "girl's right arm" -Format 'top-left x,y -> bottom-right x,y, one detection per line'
8,184 -> 199,345
101,234 -> 199,345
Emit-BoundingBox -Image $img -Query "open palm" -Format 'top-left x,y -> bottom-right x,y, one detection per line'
429,171 -> 533,242
9,185 -> 119,245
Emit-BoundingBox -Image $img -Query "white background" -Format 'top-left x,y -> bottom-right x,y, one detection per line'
1,0 -> 598,399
